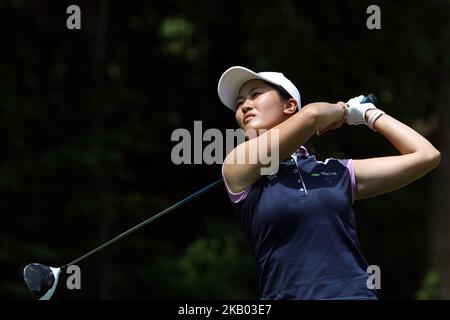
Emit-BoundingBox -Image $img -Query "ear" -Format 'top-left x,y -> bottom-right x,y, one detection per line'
282,98 -> 298,115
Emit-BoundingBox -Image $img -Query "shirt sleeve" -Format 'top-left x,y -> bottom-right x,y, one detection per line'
221,163 -> 252,203
337,159 -> 357,204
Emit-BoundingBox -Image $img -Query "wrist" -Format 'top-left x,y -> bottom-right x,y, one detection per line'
367,109 -> 386,131
365,109 -> 378,123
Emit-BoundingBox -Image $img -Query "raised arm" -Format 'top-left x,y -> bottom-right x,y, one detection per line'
353,110 -> 441,200
224,102 -> 347,193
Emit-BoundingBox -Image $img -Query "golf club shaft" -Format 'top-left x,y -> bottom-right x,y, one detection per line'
360,93 -> 377,104
60,178 -> 224,269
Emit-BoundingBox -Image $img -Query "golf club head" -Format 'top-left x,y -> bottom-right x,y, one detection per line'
23,263 -> 60,300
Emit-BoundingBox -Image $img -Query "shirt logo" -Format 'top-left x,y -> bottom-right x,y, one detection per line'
311,172 -> 338,177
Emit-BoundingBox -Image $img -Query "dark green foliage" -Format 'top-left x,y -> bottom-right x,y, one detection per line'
0,0 -> 448,299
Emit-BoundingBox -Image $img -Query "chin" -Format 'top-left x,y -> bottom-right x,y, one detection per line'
244,124 -> 268,139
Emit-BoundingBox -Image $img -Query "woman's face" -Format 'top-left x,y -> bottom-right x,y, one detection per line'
235,80 -> 294,135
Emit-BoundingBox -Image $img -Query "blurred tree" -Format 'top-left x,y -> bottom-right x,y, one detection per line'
416,270 -> 441,299
0,0 -> 448,300
174,220 -> 257,299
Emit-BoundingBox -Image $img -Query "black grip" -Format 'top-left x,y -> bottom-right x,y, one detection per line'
360,93 -> 378,105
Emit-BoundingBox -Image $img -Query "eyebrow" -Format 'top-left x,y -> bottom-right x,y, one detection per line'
235,86 -> 263,104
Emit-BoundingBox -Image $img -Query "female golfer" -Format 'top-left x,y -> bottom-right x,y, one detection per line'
218,66 -> 441,300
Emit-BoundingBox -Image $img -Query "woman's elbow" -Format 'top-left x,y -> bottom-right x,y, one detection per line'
431,150 -> 441,168
425,149 -> 441,170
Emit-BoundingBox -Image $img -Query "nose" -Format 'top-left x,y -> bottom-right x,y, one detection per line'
242,100 -> 253,113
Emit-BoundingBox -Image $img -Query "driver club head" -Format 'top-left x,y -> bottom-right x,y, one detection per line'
23,263 -> 61,300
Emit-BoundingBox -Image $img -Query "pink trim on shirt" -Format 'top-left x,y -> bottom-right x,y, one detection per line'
221,163 -> 251,203
337,159 -> 356,204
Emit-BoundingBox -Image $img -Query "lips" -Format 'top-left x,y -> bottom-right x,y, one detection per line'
243,114 -> 256,123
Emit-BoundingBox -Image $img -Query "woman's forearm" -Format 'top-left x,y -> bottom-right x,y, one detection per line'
303,102 -> 347,132
366,110 -> 441,161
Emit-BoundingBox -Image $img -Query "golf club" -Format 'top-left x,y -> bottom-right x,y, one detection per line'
360,93 -> 377,104
23,178 -> 224,300
23,93 -> 378,300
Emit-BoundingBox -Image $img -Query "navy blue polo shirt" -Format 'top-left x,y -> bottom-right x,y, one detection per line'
222,146 -> 377,300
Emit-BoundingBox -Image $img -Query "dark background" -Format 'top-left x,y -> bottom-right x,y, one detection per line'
1,0 -> 449,299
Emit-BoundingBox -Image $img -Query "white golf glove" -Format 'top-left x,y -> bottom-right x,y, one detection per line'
346,95 -> 378,126
346,95 -> 386,131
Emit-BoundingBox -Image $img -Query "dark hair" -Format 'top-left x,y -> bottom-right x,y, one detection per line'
274,85 -> 292,101
266,82 -> 298,113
